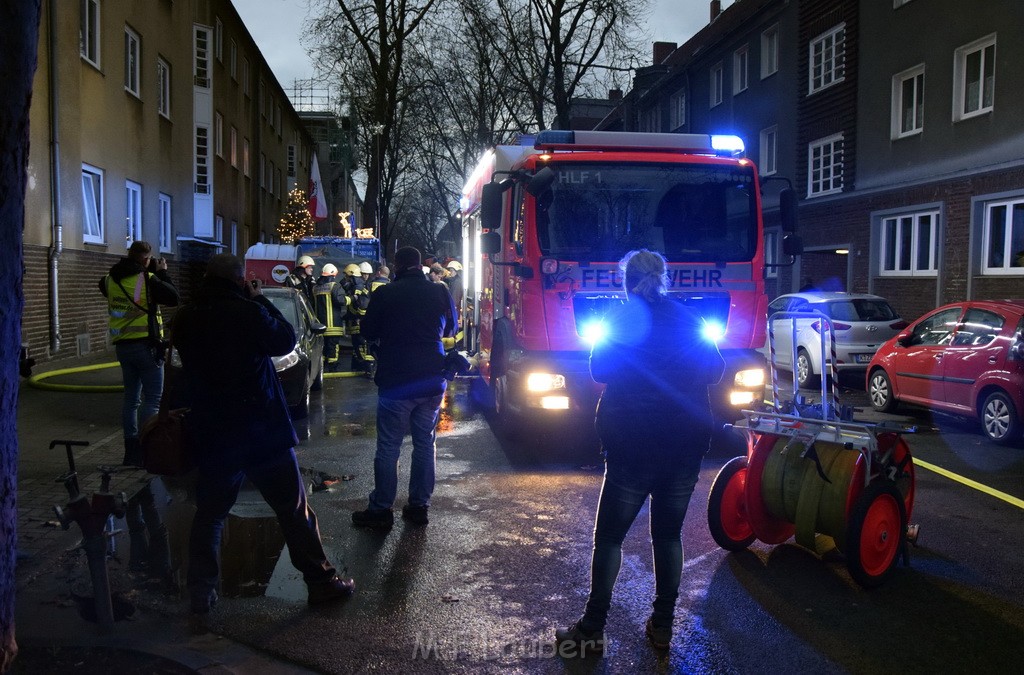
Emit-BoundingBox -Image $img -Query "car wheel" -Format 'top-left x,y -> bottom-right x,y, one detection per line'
310,362 -> 323,391
981,390 -> 1020,444
290,388 -> 310,420
796,349 -> 817,388
868,369 -> 898,413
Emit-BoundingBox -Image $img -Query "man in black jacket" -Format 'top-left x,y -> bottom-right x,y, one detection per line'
352,246 -> 458,528
173,254 -> 353,631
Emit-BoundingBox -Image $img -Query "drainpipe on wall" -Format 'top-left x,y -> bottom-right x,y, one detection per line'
46,0 -> 63,354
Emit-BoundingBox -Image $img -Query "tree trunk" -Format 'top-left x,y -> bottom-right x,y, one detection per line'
0,0 -> 41,671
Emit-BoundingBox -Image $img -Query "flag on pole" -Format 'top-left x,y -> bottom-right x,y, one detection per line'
308,152 -> 328,221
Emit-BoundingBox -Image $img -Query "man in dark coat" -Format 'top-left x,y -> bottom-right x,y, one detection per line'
351,246 -> 458,528
173,254 -> 353,631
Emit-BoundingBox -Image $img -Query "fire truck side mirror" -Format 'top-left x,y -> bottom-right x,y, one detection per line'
782,233 -> 803,256
779,188 -> 798,232
481,231 -> 501,255
525,167 -> 555,196
481,182 -> 505,232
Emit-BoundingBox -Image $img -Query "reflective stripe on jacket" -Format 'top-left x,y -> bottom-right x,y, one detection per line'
314,281 -> 348,337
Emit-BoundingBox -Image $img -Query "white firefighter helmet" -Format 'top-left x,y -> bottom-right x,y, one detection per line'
359,261 -> 374,274
297,255 -> 315,268
446,260 -> 463,272
344,263 -> 361,277
320,263 -> 339,277
422,266 -> 431,276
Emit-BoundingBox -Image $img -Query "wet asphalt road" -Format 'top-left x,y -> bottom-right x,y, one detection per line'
180,374 -> 1024,674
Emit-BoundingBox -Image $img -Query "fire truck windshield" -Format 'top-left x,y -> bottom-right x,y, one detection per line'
534,162 -> 757,263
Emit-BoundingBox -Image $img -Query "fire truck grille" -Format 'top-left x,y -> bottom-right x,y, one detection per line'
573,293 -> 732,336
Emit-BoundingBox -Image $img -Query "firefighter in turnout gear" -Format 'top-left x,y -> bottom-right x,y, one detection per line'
342,263 -> 373,376
314,263 -> 349,372
284,255 -> 317,304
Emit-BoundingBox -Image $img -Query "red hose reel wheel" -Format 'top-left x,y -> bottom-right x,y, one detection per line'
877,432 -> 916,520
707,456 -> 756,551
845,480 -> 907,588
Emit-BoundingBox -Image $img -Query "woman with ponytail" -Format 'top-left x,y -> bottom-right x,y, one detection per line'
557,249 -> 725,654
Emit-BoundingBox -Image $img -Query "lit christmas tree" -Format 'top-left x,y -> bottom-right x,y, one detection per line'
278,187 -> 316,243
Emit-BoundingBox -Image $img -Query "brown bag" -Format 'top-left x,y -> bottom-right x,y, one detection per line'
139,406 -> 195,476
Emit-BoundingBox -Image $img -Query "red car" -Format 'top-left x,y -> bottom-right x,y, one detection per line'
866,300 -> 1024,443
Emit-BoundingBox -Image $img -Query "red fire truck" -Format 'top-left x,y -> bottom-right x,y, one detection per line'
460,130 -> 797,440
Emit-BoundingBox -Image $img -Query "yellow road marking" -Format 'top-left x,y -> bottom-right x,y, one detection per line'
914,457 -> 1024,510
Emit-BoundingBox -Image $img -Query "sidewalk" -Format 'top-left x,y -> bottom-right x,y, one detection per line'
14,353 -> 315,673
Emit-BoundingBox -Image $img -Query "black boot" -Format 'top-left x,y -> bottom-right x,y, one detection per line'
122,437 -> 144,467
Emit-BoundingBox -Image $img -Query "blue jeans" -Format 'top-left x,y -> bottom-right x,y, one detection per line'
116,340 -> 164,441
187,449 -> 335,612
368,394 -> 444,511
581,453 -> 703,631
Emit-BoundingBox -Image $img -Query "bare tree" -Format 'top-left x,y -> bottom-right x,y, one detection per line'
0,0 -> 40,670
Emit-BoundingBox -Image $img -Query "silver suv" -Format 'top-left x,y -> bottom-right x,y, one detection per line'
765,292 -> 906,388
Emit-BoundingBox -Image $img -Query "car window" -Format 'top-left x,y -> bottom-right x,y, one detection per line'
827,301 -> 859,322
768,298 -> 789,317
908,307 -> 962,346
850,299 -> 897,321
266,294 -> 300,329
950,309 -> 1004,347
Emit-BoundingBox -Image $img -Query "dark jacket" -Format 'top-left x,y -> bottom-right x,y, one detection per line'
98,257 -> 179,342
171,277 -> 297,466
361,267 -> 458,399
591,296 -> 725,459
284,267 -> 315,304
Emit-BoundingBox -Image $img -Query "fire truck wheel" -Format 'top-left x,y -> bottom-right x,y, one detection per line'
491,373 -> 519,438
707,456 -> 756,551
845,480 -> 906,588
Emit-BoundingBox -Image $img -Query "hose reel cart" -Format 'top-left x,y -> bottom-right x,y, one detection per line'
707,311 -> 920,588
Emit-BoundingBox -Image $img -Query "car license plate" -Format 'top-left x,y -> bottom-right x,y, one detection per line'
854,354 -> 873,364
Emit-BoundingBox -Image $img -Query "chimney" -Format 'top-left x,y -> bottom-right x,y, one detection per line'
652,41 -> 677,65
609,89 -> 622,101
710,0 -> 722,21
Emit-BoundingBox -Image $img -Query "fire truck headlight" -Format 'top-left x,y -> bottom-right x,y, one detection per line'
734,367 -> 766,388
581,320 -> 607,346
701,321 -> 726,343
527,372 -> 566,392
730,391 -> 757,406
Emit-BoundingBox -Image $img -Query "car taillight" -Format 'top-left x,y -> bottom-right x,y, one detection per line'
889,320 -> 909,330
812,320 -> 851,332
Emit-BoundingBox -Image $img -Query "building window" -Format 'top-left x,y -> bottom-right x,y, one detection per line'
243,138 -> 251,177
80,0 -> 100,67
809,23 -> 846,94
194,26 -> 210,88
669,89 -> 686,130
982,198 -> 1024,274
275,104 -> 282,135
230,221 -> 238,255
269,160 -> 276,196
733,46 -> 749,94
765,230 -> 779,279
894,0 -> 914,7
761,24 -> 779,79
276,168 -> 283,198
710,62 -> 723,107
81,163 -> 104,244
195,126 -> 210,194
157,58 -> 170,118
807,133 -> 844,197
880,210 -> 940,276
287,145 -> 296,177
954,34 -> 996,122
158,193 -> 172,252
231,127 -> 238,168
638,107 -> 658,132
125,180 -> 142,245
214,112 -> 223,158
242,58 -> 250,96
124,27 -> 140,97
260,153 -> 266,190
759,125 -> 778,176
892,64 -> 925,138
229,40 -> 237,80
214,17 -> 223,62
215,214 -> 224,243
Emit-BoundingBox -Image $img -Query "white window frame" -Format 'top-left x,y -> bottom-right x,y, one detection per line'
229,39 -> 237,80
194,25 -> 210,89
214,17 -> 223,62
761,24 -> 779,79
733,46 -> 749,94
214,112 -> 224,158
81,163 -> 104,244
809,23 -> 846,94
892,64 -> 925,139
156,57 -> 170,119
195,126 -> 210,194
231,127 -> 238,168
669,89 -> 686,130
953,34 -> 996,122
710,62 -> 723,107
981,197 -> 1024,275
124,26 -> 141,97
125,180 -> 142,245
243,138 -> 251,177
807,133 -> 844,198
879,210 -> 940,277
765,230 -> 779,279
215,214 -> 224,243
158,193 -> 172,252
80,0 -> 101,68
759,125 -> 778,176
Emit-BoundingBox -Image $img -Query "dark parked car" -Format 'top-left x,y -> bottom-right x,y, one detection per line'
866,300 -> 1024,443
261,286 -> 326,419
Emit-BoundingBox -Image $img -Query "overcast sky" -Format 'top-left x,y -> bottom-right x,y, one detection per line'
232,0 -> 731,94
